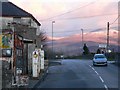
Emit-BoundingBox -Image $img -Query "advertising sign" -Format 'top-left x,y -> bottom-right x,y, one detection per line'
0,31 -> 12,48
99,44 -> 107,48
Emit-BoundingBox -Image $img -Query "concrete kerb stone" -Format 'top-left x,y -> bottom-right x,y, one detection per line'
32,66 -> 49,88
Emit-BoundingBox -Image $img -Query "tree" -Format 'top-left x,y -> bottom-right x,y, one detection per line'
96,49 -> 101,54
36,31 -> 47,48
35,31 -> 49,59
83,43 -> 89,55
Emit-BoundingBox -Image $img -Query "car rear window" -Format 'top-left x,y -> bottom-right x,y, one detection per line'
94,55 -> 105,59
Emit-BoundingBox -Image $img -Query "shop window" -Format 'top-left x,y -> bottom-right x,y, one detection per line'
2,48 -> 12,57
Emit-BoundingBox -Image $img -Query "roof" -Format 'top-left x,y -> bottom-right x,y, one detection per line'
94,54 -> 105,56
0,1 -> 41,26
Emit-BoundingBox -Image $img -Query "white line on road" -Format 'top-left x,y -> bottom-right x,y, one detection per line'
89,65 -> 96,72
95,71 -> 99,75
104,84 -> 108,90
99,76 -> 104,83
89,65 -> 92,68
89,65 -> 108,90
92,67 -> 95,71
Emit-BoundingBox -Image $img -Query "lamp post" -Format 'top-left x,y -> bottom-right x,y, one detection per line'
81,29 -> 84,47
52,21 -> 55,60
107,22 -> 110,53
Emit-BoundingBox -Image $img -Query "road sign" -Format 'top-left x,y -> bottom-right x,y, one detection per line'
99,44 -> 107,48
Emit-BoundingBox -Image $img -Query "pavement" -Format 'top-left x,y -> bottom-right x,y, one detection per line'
26,60 -> 62,88
27,78 -> 39,88
26,66 -> 49,88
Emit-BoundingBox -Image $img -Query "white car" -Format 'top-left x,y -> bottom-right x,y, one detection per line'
93,54 -> 108,66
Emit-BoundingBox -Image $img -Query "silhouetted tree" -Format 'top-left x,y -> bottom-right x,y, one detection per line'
96,49 -> 101,54
83,43 -> 89,55
36,31 -> 47,48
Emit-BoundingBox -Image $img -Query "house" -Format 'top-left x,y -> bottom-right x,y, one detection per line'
0,1 -> 41,88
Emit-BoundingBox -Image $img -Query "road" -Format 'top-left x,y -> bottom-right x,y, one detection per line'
35,59 -> 118,89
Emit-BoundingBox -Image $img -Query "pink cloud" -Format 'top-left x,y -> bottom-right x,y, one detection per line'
9,0 -> 119,39
51,29 -> 118,47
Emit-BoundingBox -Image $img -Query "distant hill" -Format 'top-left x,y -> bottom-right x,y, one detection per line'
46,30 -> 118,56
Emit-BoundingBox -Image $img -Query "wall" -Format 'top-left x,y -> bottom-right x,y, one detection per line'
0,15 -> 40,88
28,44 -> 36,75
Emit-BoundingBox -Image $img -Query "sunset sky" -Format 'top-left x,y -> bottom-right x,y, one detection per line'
9,0 -> 119,40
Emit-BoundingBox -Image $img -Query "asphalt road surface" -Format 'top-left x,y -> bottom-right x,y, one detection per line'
36,59 -> 119,89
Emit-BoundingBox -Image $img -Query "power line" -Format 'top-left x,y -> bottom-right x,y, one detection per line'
110,15 -> 120,25
39,1 -> 118,22
54,13 -> 117,20
40,2 -> 96,21
45,26 -> 117,34
46,30 -> 81,34
41,13 -> 117,22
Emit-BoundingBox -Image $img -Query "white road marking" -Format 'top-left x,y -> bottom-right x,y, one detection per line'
95,71 -> 99,75
89,65 -> 96,72
92,67 -> 95,71
99,76 -> 104,83
89,65 -> 92,68
104,84 -> 108,90
89,65 -> 108,90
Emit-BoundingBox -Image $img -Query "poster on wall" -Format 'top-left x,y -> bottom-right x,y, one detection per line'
0,30 -> 12,48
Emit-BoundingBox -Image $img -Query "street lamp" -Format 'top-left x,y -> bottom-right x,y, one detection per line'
81,29 -> 84,46
106,22 -> 110,53
52,21 -> 55,60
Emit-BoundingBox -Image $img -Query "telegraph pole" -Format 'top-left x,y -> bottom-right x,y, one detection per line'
107,22 -> 109,53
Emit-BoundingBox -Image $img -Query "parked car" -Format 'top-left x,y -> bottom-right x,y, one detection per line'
93,54 -> 108,66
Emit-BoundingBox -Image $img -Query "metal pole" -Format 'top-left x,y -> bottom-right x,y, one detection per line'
107,22 -> 109,53
52,22 -> 53,60
81,29 -> 83,46
52,21 -> 55,60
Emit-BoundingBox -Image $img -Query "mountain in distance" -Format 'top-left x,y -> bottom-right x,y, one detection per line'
46,29 -> 118,56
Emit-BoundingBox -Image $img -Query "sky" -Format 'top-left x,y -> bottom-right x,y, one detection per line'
8,0 -> 119,39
